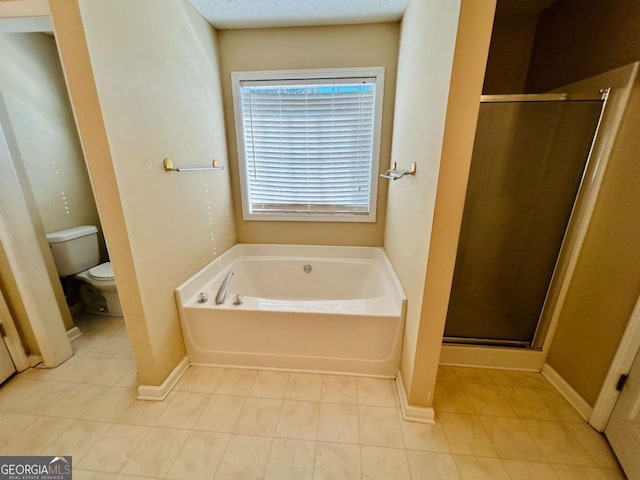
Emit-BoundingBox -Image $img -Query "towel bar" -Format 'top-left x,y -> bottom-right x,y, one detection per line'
163,158 -> 224,172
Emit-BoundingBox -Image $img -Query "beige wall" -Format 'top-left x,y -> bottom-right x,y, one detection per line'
405,0 -> 496,405
546,67 -> 640,405
217,23 -> 399,246
0,93 -> 72,366
0,33 -> 101,332
527,0 -> 640,92
384,0 -> 494,404
51,0 -> 236,385
0,33 -> 100,237
383,0 -> 458,398
523,0 -> 640,406
483,13 -> 538,94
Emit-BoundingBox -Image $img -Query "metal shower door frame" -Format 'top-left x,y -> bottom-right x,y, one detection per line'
444,91 -> 609,349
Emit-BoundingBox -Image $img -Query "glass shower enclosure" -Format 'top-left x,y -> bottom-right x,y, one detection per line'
444,94 -> 605,348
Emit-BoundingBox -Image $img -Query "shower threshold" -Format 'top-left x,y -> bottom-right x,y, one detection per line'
443,336 -> 532,348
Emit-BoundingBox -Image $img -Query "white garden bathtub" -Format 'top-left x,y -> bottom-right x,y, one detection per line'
176,244 -> 406,376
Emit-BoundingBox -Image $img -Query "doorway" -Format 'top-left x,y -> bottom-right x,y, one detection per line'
606,347 -> 640,478
0,31 -> 128,375
444,93 -> 605,348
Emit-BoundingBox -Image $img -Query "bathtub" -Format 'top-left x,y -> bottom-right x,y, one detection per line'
176,244 -> 406,376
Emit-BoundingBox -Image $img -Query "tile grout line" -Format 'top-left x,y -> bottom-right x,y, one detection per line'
209,431 -> 232,480
354,376 -> 364,479
212,368 -> 261,479
81,422 -> 150,475
262,387 -> 289,479
44,418 -> 109,466
2,333 -> 627,480
399,414 -> 416,480
117,426 -> 148,475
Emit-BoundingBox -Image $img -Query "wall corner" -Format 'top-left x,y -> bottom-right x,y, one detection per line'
407,0 -> 496,406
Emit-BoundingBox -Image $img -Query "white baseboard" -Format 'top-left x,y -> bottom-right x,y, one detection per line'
395,371 -> 436,424
66,327 -> 82,342
27,355 -> 43,367
541,363 -> 592,421
137,356 -> 189,401
440,344 -> 544,371
189,362 -> 394,379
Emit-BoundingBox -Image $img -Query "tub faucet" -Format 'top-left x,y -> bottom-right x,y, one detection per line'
215,271 -> 234,305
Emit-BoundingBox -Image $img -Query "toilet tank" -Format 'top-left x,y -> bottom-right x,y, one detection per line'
46,225 -> 100,277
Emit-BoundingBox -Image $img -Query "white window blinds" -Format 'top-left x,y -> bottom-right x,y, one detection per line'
235,73 -> 381,221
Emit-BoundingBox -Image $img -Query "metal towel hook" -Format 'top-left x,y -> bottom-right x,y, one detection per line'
380,162 -> 417,181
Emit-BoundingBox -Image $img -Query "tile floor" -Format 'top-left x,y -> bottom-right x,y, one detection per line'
0,314 -> 627,479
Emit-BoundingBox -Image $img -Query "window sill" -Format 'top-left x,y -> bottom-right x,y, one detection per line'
242,212 -> 377,223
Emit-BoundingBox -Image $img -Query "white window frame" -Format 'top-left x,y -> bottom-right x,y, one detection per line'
231,67 -> 385,223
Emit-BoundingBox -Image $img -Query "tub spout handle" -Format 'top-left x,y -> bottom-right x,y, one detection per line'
215,271 -> 234,305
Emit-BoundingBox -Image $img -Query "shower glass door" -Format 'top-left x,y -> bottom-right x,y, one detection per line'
444,94 -> 604,347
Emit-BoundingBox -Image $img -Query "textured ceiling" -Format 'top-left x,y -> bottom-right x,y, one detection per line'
188,0 -> 408,29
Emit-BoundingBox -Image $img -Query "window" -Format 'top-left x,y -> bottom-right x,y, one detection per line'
232,67 -> 385,222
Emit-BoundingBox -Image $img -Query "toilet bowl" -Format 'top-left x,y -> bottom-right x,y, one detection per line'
46,225 -> 123,318
74,262 -> 123,317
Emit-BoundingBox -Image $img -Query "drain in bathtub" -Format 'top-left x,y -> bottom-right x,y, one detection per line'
303,264 -> 312,273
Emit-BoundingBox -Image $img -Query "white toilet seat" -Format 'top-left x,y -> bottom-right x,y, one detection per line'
88,262 -> 114,280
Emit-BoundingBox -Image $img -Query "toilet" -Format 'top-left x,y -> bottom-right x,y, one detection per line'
46,225 -> 123,317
